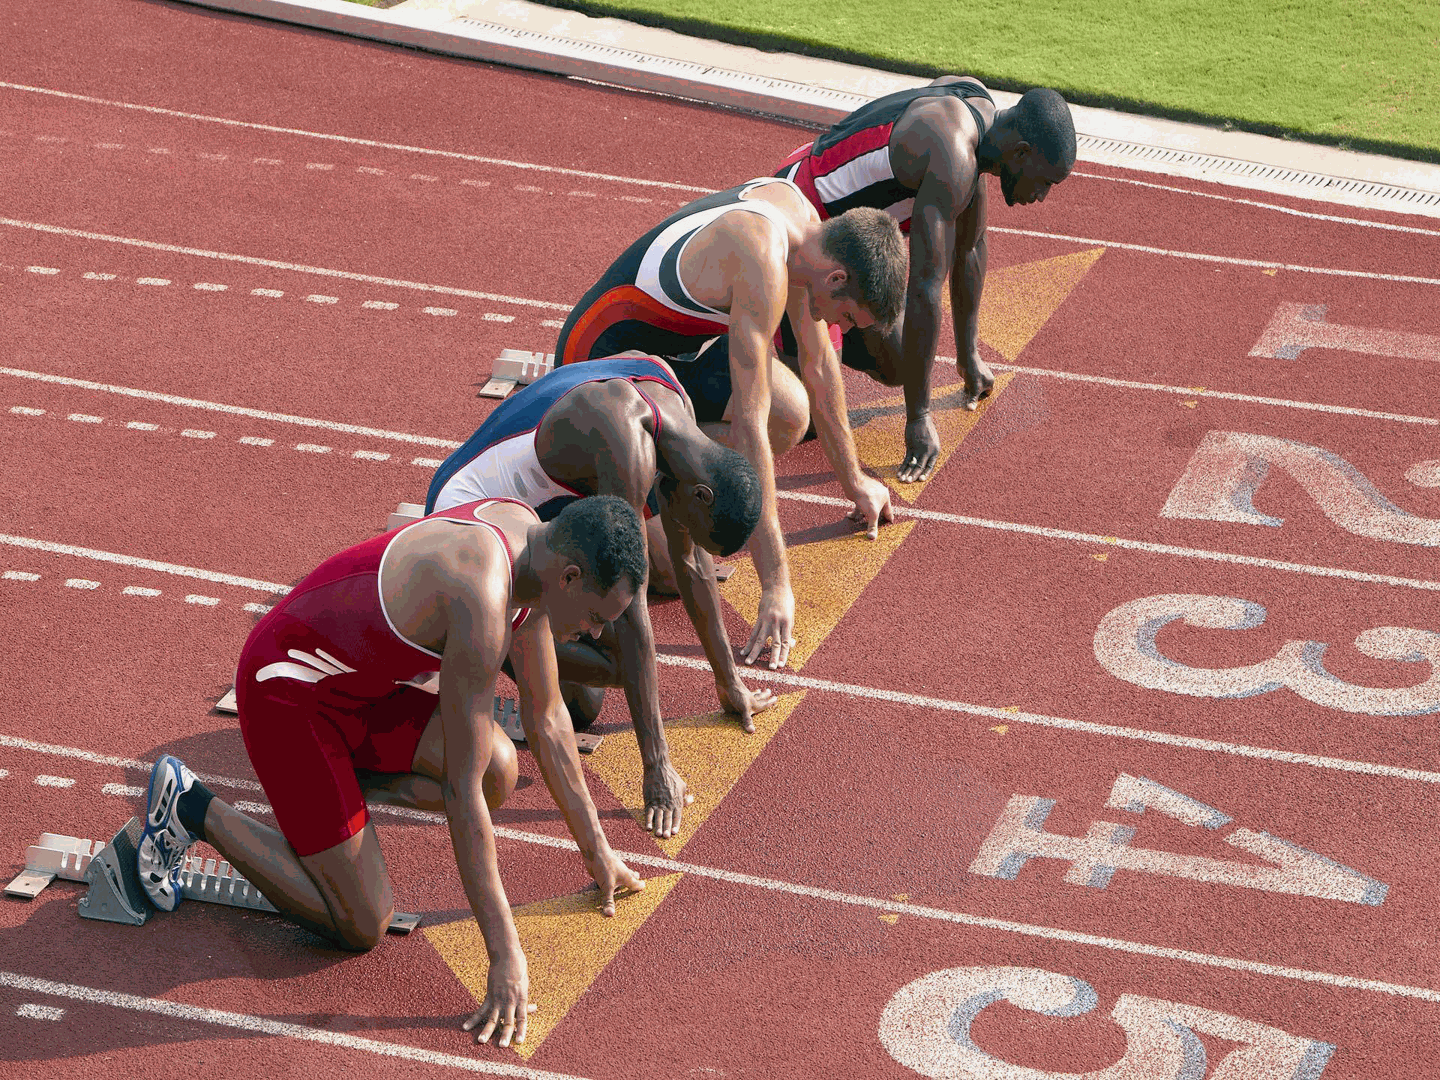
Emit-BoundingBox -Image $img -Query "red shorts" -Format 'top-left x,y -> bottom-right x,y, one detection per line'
236,674 -> 436,857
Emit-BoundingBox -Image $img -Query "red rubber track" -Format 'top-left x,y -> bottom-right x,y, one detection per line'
2,0 -> 1439,1077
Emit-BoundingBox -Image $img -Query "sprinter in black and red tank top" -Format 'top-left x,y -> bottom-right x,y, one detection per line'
777,81 -> 1077,482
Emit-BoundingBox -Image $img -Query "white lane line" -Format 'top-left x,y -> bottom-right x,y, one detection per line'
0,972 -> 592,1080
992,226 -> 1440,286
295,443 -> 331,453
305,294 -> 338,304
16,1003 -> 66,1021
126,421 -> 159,431
184,595 -> 221,606
353,450 -> 390,461
0,535 -> 290,594
135,277 -> 171,286
305,162 -> 334,171
423,306 -> 457,316
2,738 -> 1433,1005
25,266 -> 60,275
81,272 -> 116,280
361,300 -> 398,310
254,157 -> 283,166
410,173 -> 439,182
540,319 -> 564,328
243,602 -> 274,615
192,282 -> 227,291
357,166 -> 385,176
67,413 -> 101,423
0,80 -> 713,193
11,406 -> 45,416
482,313 -> 515,323
102,783 -> 144,797
0,217 -> 570,311
239,436 -> 274,446
34,775 -> 76,788
180,429 -> 215,439
122,586 -> 161,597
63,578 -> 100,590
0,368 -> 463,448
1074,170 -> 1440,238
3,571 -> 40,582
653,653 -> 1440,785
990,364 -> 1439,427
460,179 -> 491,188
412,457 -> 444,468
251,288 -> 283,298
0,734 -> 264,792
777,488 -> 1440,593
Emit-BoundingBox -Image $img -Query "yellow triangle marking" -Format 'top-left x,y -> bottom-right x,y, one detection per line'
424,873 -> 684,1058
1263,268 -> 1278,276
891,893 -> 909,902
878,913 -> 899,925
978,248 -> 1105,361
1092,552 -> 1109,562
718,520 -> 916,669
1182,400 -> 1198,409
1001,705 -> 1020,714
586,691 -> 809,856
850,371 -> 1015,502
989,725 -> 1009,735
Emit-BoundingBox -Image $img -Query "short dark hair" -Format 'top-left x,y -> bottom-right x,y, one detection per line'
1013,88 -> 1076,169
697,443 -> 762,557
547,495 -> 646,594
820,208 -> 906,328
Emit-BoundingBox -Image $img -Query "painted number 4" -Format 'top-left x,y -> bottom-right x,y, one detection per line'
968,774 -> 1386,906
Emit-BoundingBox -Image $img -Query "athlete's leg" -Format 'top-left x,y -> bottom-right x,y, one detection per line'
703,353 -> 809,457
379,705 -> 518,811
645,515 -> 680,596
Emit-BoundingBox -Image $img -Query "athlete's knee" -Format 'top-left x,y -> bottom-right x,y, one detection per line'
333,900 -> 393,951
767,363 -> 810,455
484,725 -> 519,809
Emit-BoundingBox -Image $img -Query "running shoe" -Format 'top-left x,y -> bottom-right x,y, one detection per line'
137,755 -> 198,911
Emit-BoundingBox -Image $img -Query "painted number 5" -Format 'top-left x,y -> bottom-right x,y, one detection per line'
880,965 -> 1334,1079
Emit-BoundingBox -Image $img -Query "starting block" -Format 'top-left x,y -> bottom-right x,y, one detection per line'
387,501 -> 426,530
479,349 -> 554,398
494,696 -> 603,754
9,818 -> 420,933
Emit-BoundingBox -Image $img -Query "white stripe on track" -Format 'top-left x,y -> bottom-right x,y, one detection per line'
0,80 -> 713,194
0,972 -> 591,1079
989,362 -> 1439,427
3,741 -> 1435,1003
992,226 -> 1440,286
0,367 -> 465,448
776,489 -> 1440,593
0,734 -> 263,792
0,218 -> 572,311
0,534 -> 291,594
1073,170 -> 1440,238
652,654 -> 1440,784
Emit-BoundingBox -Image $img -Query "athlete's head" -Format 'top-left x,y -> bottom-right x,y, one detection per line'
992,88 -> 1075,207
541,495 -> 646,641
813,208 -> 907,331
660,442 -> 763,557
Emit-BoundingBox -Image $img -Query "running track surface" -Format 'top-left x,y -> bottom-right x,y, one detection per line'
2,2 -> 1439,1077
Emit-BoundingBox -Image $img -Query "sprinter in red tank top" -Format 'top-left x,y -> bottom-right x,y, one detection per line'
776,81 -> 1077,483
137,496 -> 648,1050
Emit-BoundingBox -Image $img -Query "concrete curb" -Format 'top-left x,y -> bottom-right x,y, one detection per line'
181,0 -> 1440,219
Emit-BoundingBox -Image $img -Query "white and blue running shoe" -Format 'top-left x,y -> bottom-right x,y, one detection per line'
137,755 -> 198,911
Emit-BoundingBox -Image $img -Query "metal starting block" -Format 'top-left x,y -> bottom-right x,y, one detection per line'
494,696 -> 603,754
387,501 -> 426,530
11,818 -> 420,934
479,349 -> 554,398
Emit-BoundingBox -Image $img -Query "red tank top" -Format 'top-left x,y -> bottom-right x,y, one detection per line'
237,498 -> 534,700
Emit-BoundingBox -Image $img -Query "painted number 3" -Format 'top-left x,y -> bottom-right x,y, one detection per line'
880,966 -> 1334,1079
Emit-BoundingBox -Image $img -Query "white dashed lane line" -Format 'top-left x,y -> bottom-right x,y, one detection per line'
12,262 -> 546,325
4,568 -> 268,615
7,405 -> 446,470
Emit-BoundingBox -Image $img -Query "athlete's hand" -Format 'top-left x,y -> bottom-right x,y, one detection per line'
898,413 -> 941,483
744,584 -> 796,669
717,678 -> 779,734
584,847 -> 646,916
463,946 -> 535,1048
642,758 -> 693,838
958,348 -> 996,411
847,474 -> 895,540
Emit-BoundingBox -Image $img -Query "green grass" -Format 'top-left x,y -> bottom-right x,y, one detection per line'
526,0 -> 1440,163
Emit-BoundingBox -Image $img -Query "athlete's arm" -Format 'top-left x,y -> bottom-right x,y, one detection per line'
723,219 -> 797,667
509,608 -> 645,912
950,169 -> 992,411
788,290 -> 895,540
659,504 -> 777,732
437,569 -> 530,1047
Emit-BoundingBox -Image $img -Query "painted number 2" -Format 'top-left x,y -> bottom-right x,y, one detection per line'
880,965 -> 1334,1079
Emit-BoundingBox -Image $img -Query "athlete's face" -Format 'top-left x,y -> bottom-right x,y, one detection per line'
658,476 -> 722,554
547,568 -> 634,643
999,148 -> 1070,207
810,276 -> 876,332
